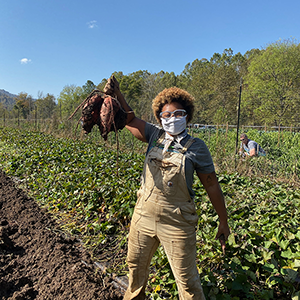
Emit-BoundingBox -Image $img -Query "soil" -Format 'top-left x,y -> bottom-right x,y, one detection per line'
0,170 -> 124,300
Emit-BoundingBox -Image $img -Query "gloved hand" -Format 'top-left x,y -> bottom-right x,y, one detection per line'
104,75 -> 120,96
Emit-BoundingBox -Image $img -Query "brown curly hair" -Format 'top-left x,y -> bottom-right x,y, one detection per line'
152,87 -> 195,124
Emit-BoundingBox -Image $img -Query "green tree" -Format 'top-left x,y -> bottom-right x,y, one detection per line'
209,49 -> 240,125
210,64 -> 240,124
35,93 -> 57,119
57,85 -> 83,119
139,71 -> 164,122
139,71 -> 179,122
179,58 -> 214,124
96,78 -> 108,91
118,71 -> 147,106
82,80 -> 96,99
105,71 -> 148,118
181,50 -> 241,125
97,71 -> 148,118
159,71 -> 178,88
0,102 -> 5,120
13,92 -> 34,119
244,39 -> 300,126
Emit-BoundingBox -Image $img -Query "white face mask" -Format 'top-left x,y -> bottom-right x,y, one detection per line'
161,115 -> 187,136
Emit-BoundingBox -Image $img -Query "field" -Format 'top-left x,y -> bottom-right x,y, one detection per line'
0,126 -> 300,300
0,170 -> 123,300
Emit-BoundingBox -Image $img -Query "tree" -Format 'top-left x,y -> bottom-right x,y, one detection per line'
139,71 -> 180,122
159,71 -> 178,88
179,59 -> 214,124
0,102 -> 5,120
207,50 -> 240,124
57,85 -> 83,119
139,72 -> 165,122
97,78 -> 108,91
118,71 -> 147,106
35,93 -> 57,119
82,80 -> 96,99
13,92 -> 34,119
244,39 -> 300,126
210,64 -> 240,124
180,50 -> 241,125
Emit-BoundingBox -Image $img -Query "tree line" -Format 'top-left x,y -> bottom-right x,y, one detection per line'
1,39 -> 300,128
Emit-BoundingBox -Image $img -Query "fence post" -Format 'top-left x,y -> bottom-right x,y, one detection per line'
216,124 -> 219,153
35,108 -> 37,130
235,78 -> 242,155
225,122 -> 228,140
277,124 -> 281,147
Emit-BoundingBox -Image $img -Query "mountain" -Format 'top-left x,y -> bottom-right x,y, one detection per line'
0,89 -> 17,109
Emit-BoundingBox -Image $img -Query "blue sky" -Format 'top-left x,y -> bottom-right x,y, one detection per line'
0,0 -> 299,99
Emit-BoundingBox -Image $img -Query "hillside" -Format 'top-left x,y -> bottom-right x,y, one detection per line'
0,89 -> 17,109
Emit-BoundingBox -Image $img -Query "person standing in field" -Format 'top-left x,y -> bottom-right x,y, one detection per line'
104,76 -> 230,300
239,133 -> 266,158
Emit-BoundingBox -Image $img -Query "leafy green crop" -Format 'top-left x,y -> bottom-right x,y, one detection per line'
192,128 -> 300,182
0,127 -> 299,299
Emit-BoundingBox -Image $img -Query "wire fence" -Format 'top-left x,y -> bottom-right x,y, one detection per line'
1,117 -> 299,185
2,116 -> 300,132
189,123 -> 300,132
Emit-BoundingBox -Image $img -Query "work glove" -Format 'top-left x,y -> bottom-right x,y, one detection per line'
104,75 -> 120,97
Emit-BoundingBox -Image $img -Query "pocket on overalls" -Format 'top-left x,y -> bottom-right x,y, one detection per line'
178,202 -> 199,226
148,157 -> 164,191
131,189 -> 144,225
162,161 -> 181,196
149,157 -> 181,196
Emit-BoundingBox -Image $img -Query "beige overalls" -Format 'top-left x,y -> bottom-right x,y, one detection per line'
124,133 -> 206,300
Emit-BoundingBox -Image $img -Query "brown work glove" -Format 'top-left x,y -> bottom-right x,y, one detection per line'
103,75 -> 120,97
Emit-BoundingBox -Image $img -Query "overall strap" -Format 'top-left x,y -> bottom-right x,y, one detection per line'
154,132 -> 194,154
179,138 -> 195,154
156,132 -> 166,145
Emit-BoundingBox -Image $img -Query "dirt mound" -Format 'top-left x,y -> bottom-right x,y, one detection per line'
0,170 -> 123,300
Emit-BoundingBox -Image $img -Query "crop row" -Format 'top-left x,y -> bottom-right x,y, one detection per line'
0,127 -> 299,299
192,128 -> 300,183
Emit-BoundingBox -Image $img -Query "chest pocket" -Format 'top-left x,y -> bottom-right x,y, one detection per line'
147,151 -> 182,197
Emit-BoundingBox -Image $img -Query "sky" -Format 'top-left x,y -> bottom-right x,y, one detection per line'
0,0 -> 299,99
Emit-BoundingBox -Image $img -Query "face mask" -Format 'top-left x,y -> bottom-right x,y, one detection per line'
161,115 -> 187,135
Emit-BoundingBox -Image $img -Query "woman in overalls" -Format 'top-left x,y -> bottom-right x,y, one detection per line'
104,77 -> 230,300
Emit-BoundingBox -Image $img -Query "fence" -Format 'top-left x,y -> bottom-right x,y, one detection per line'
189,123 -> 300,132
1,117 -> 299,184
3,117 -> 300,133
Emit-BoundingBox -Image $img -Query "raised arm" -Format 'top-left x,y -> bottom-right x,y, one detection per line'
104,76 -> 147,142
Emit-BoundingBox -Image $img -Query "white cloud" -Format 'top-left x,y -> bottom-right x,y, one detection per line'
20,58 -> 31,64
87,20 -> 97,29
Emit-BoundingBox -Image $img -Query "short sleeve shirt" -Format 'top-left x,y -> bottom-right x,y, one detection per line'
144,122 -> 215,198
241,140 -> 266,156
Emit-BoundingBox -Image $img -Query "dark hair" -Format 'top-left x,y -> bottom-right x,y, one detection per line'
152,87 -> 195,124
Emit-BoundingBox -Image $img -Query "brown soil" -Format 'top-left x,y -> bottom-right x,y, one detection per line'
0,170 -> 124,300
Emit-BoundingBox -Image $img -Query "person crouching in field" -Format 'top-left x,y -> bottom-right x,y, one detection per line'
104,76 -> 230,300
239,133 -> 266,158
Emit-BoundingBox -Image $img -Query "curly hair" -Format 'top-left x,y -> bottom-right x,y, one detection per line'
152,87 -> 195,124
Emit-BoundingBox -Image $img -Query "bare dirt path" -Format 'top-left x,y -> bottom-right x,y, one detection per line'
0,170 -> 123,300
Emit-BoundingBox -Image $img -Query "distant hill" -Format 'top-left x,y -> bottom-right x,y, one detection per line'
0,89 -> 17,109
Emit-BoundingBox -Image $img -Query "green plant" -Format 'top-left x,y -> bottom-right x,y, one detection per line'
0,127 -> 299,299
